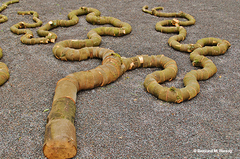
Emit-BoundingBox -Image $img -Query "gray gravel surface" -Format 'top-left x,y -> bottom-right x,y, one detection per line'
0,0 -> 239,158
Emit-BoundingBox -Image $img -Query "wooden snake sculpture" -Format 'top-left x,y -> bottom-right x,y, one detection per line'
0,0 -> 19,86
9,5 -> 230,159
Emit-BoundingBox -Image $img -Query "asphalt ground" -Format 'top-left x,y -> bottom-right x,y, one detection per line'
0,0 -> 239,158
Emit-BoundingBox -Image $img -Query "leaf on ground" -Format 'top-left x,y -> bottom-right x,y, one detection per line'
43,109 -> 49,112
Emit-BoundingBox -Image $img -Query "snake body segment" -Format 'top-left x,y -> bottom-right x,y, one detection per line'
142,6 -> 231,103
0,0 -> 19,22
0,48 -> 9,86
10,6 -> 132,45
44,48 -> 177,159
10,11 -> 46,44
52,7 -> 131,61
0,0 -> 19,86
